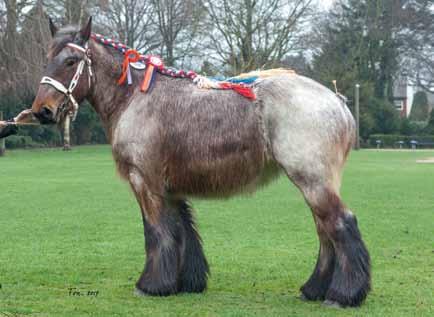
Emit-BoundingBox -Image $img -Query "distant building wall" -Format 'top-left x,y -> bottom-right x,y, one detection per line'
393,76 -> 409,118
407,85 -> 414,116
427,91 -> 434,113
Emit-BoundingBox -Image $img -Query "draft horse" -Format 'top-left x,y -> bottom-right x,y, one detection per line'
0,19 -> 371,307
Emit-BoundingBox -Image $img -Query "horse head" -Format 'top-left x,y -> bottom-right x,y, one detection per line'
32,17 -> 93,124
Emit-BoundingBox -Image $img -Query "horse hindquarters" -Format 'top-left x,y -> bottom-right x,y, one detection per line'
262,75 -> 371,306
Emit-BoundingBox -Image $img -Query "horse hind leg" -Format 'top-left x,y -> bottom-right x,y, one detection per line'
293,173 -> 371,307
300,213 -> 336,302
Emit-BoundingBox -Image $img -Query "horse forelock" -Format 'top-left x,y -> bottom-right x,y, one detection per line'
46,26 -> 124,79
47,25 -> 80,59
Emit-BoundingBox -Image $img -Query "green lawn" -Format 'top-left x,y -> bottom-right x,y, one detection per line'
0,146 -> 433,316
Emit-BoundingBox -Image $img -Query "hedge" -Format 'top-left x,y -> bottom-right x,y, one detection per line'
5,135 -> 42,149
368,134 -> 434,148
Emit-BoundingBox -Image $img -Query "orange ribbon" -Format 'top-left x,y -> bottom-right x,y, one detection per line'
118,49 -> 141,85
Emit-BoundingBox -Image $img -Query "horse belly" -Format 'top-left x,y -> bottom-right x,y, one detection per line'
165,136 -> 276,198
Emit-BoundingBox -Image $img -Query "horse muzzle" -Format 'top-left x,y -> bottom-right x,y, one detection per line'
33,105 -> 57,124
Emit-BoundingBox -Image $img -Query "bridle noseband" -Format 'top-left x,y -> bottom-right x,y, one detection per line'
40,42 -> 93,121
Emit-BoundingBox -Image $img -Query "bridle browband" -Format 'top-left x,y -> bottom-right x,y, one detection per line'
40,42 -> 93,121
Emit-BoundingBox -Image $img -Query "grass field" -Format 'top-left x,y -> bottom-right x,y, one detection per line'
0,146 -> 433,316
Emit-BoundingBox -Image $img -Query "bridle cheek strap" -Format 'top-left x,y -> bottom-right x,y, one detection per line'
40,76 -> 80,120
40,43 -> 92,121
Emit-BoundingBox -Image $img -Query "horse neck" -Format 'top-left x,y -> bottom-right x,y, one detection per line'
86,41 -> 131,141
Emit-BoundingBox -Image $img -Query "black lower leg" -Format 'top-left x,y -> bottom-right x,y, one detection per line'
175,200 -> 209,293
325,214 -> 371,307
301,237 -> 335,301
136,212 -> 182,296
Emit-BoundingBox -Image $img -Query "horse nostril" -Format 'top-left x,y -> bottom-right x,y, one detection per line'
34,106 -> 55,124
42,106 -> 53,119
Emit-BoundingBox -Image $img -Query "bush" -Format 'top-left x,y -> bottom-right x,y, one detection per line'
409,91 -> 430,121
424,110 -> 434,135
368,134 -> 434,148
5,135 -> 42,149
369,98 -> 400,134
399,119 -> 426,136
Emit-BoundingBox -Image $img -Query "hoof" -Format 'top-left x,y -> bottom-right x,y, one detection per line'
325,281 -> 370,307
134,286 -> 177,297
298,293 -> 310,302
178,278 -> 207,294
323,300 -> 343,309
136,281 -> 178,297
134,288 -> 146,297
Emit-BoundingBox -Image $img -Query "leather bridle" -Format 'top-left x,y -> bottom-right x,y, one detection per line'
39,42 -> 93,121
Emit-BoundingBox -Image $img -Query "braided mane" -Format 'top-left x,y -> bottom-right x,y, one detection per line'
90,33 -> 295,100
91,33 -> 198,80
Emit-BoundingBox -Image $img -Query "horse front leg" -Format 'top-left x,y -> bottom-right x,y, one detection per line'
173,199 -> 209,293
128,169 -> 181,296
138,212 -> 181,296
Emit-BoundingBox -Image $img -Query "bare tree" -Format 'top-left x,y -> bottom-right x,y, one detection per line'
43,0 -> 96,25
95,0 -> 160,53
202,0 -> 314,74
396,0 -> 434,92
151,0 -> 204,67
0,0 -> 50,96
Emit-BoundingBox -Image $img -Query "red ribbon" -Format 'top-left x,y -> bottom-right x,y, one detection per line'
118,49 -> 140,85
147,56 -> 164,70
140,56 -> 164,92
219,83 -> 256,100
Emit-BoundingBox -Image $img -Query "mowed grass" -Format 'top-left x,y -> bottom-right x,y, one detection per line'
0,145 -> 433,317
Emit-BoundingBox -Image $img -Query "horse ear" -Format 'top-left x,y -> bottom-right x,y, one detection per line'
80,16 -> 92,42
48,17 -> 58,37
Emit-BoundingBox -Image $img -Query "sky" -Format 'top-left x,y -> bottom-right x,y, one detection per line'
318,0 -> 335,10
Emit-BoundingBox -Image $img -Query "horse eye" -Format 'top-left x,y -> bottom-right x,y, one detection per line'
65,58 -> 76,67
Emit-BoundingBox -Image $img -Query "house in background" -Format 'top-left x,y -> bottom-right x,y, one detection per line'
427,92 -> 434,113
392,76 -> 413,118
392,76 -> 434,118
